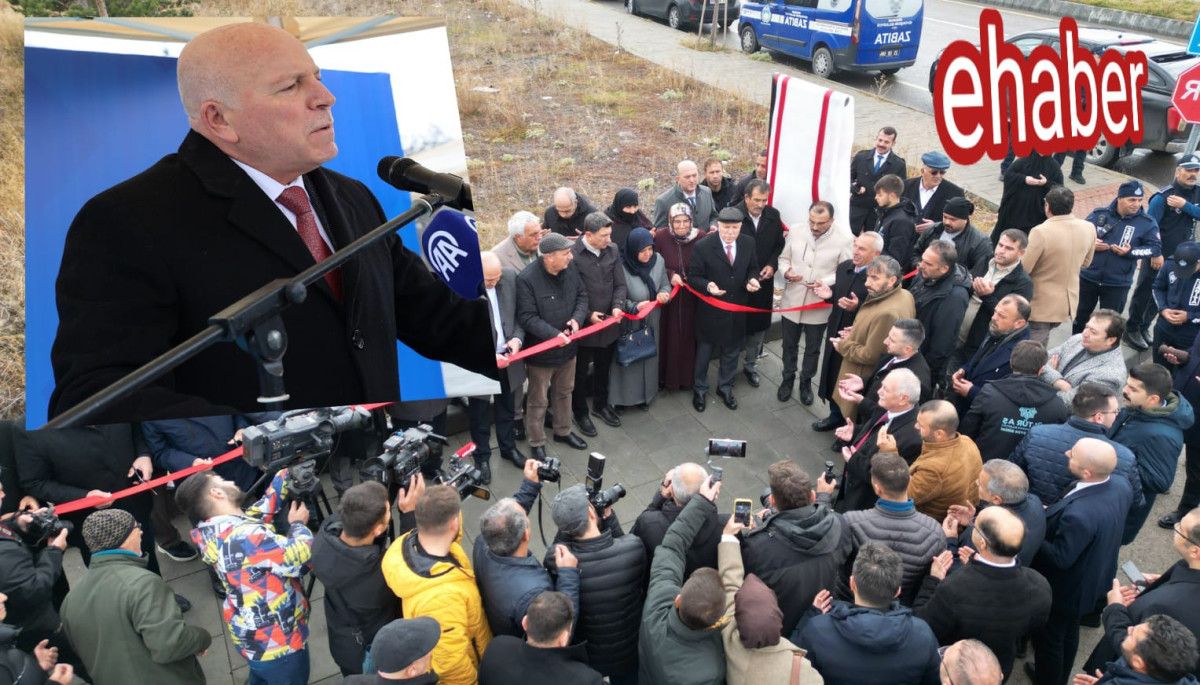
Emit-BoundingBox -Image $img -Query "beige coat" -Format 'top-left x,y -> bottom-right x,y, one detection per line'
835,284 -> 916,420
719,540 -> 824,685
491,235 -> 538,274
1022,214 -> 1096,323
909,434 -> 984,523
778,228 -> 854,325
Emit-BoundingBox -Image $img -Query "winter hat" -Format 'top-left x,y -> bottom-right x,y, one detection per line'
538,232 -> 573,256
943,197 -> 975,219
551,484 -> 592,537
734,573 -> 784,649
82,509 -> 137,554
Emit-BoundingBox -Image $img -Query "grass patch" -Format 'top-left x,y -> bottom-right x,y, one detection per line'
0,7 -> 23,419
680,35 -> 730,52
1069,0 -> 1197,22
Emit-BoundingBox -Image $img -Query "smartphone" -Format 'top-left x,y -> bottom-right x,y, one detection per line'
1122,561 -> 1149,589
710,467 -> 724,484
734,498 -> 753,526
708,438 -> 748,459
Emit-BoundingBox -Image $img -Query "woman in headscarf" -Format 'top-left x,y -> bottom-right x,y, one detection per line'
653,202 -> 709,391
992,150 -> 1063,243
606,187 -> 652,255
609,228 -> 672,410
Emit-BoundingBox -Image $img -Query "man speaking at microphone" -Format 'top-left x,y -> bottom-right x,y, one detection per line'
48,22 -> 495,424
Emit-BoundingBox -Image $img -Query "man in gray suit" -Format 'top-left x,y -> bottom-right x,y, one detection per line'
493,210 -> 544,274
653,160 -> 716,230
467,252 -> 527,483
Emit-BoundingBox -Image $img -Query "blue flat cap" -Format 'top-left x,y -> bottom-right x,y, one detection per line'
921,151 -> 951,169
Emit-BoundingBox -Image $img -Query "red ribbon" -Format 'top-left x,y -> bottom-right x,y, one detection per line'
52,403 -> 394,515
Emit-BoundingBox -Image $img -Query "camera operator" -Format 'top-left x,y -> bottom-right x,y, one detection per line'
174,467 -> 314,684
478,591 -> 604,684
310,481 -> 402,676
638,476 -> 728,685
381,484 -> 492,685
631,462 -> 728,583
343,617 -> 442,685
544,484 -> 646,685
475,459 -> 580,639
0,592 -> 73,685
0,480 -> 79,672
740,461 -> 853,638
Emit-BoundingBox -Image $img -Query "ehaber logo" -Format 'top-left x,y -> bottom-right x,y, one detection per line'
933,9 -> 1148,165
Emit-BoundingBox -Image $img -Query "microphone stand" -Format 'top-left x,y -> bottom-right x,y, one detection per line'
44,193 -> 450,430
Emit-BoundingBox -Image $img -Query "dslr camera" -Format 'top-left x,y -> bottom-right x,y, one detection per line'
24,507 -> 73,543
360,424 -> 447,489
585,453 -> 626,510
536,457 -> 562,483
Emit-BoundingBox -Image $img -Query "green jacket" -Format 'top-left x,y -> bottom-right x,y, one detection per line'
638,496 -> 726,685
61,551 -> 210,684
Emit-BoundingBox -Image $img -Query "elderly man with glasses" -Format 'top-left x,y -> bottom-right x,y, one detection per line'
1082,507 -> 1200,678
902,151 -> 965,234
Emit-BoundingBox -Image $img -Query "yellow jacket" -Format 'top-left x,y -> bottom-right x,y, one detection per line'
382,529 -> 492,685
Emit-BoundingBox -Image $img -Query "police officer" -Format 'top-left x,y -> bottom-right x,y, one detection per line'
1152,240 -> 1200,369
1073,179 -> 1161,334
1127,154 -> 1200,350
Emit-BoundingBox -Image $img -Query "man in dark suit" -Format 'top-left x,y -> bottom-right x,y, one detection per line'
653,160 -> 716,230
49,22 -> 495,425
814,232 -> 883,432
1031,437 -> 1133,685
834,368 -> 923,513
850,127 -> 906,235
835,318 -> 931,426
902,151 -> 964,231
467,252 -> 528,483
688,207 -> 761,412
732,179 -> 786,389
948,294 -> 1031,414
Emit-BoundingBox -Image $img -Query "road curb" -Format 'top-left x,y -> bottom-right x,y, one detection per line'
969,0 -> 1193,40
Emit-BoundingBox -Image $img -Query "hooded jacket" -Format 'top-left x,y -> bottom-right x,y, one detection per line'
638,496 -> 727,685
961,374 -> 1070,463
794,600 -> 941,685
910,263 -> 973,383
190,469 -> 312,663
908,435 -> 984,523
1109,393 -> 1195,496
311,515 -> 400,676
740,502 -> 854,637
877,198 -> 919,273
1081,200 -> 1161,287
382,527 -> 492,685
1012,416 -> 1145,510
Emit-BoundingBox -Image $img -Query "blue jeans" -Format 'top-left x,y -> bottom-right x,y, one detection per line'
247,648 -> 310,685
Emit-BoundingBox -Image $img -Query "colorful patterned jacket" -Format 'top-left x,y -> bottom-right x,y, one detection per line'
191,469 -> 313,662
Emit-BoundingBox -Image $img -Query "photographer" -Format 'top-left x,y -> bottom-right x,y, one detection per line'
174,467 -> 314,684
631,462 -> 728,582
478,591 -> 604,684
475,459 -> 581,639
545,484 -> 646,685
638,476 -> 728,685
310,480 -> 402,676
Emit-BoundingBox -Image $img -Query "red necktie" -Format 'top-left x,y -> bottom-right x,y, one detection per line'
725,243 -> 734,265
277,186 -> 342,300
852,413 -> 889,452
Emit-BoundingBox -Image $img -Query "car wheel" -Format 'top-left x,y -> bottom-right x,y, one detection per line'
1088,138 -> 1118,168
740,25 -> 759,53
880,68 -> 899,77
668,4 -> 684,30
812,46 -> 836,79
625,0 -> 636,15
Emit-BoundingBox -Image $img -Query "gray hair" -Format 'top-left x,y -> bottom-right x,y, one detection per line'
982,460 -> 1029,504
888,368 -> 922,405
670,464 -> 707,506
479,499 -> 527,557
861,231 -> 885,253
867,255 -> 903,281
507,210 -> 541,237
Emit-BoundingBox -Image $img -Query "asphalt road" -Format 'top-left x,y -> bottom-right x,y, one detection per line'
609,0 -> 1186,186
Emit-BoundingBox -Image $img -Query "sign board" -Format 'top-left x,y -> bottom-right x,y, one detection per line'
1172,62 -> 1200,124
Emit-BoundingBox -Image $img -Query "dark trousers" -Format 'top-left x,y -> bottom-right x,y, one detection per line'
466,373 -> 515,463
1179,442 -> 1200,514
1054,150 -> 1087,177
695,340 -> 742,396
826,398 -> 845,424
1072,279 -> 1130,333
1033,608 -> 1082,685
781,320 -> 826,385
1127,260 -> 1160,333
573,344 -> 615,414
150,487 -> 183,547
1122,492 -> 1157,546
247,647 -> 310,685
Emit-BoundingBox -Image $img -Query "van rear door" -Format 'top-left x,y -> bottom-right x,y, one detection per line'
856,0 -> 923,67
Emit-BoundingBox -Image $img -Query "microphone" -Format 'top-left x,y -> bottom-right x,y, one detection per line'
377,156 -> 474,212
420,207 -> 483,300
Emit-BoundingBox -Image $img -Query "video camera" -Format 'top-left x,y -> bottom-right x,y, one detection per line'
241,406 -> 373,500
24,507 -> 73,544
585,453 -> 626,510
441,447 -> 491,501
360,424 -> 447,489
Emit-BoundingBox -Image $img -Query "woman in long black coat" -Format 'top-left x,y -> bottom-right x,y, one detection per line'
992,151 -> 1063,243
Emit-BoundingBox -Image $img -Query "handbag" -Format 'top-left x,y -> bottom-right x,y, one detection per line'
615,320 -> 657,367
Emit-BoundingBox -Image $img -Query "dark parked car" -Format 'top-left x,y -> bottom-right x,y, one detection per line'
928,27 -> 1198,167
627,0 -> 740,31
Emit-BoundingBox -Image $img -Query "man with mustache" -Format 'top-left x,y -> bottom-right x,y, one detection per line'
49,22 -> 495,423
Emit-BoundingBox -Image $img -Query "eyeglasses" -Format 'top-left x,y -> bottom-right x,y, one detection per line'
1175,522 -> 1200,547
928,169 -> 947,176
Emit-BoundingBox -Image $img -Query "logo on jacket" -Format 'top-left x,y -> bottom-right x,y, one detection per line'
1019,406 -> 1037,420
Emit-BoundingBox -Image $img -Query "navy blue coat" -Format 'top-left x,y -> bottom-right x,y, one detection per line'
1034,476 -> 1133,615
141,415 -> 270,491
1095,658 -> 1199,684
1148,181 -> 1200,258
949,325 -> 1031,414
1153,265 -> 1200,347
1081,201 -> 1161,287
1108,393 -> 1195,496
474,479 -> 581,639
1011,416 -> 1145,511
794,600 -> 941,685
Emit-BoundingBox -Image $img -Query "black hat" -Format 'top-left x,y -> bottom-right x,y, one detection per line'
943,197 -> 974,219
716,207 -> 744,224
371,617 -> 441,673
1172,241 -> 1200,278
